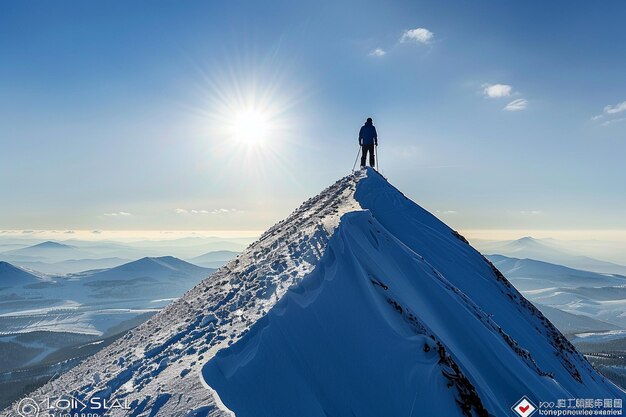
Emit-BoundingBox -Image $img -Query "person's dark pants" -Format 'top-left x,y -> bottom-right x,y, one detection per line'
360,144 -> 375,167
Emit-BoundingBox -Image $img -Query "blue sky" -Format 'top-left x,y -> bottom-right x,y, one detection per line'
1,0 -> 625,237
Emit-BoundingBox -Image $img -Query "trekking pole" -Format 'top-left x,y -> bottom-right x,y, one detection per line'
351,145 -> 361,172
375,144 -> 379,172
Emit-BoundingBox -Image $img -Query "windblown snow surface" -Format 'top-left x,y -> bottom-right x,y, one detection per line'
5,169 -> 623,417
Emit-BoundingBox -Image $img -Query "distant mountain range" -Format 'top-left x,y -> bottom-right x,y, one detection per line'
0,256 -> 215,334
188,250 -> 239,268
0,239 -> 246,274
478,236 -> 626,275
0,241 -> 118,274
1,241 -> 92,262
75,256 -> 212,283
3,258 -> 130,275
488,254 -> 626,290
489,254 -> 626,331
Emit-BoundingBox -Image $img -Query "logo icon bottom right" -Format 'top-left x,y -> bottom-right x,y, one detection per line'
512,396 -> 537,417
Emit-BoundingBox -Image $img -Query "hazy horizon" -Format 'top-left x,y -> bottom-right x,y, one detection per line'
3,228 -> 626,241
7,227 -> 626,267
4,228 -> 626,246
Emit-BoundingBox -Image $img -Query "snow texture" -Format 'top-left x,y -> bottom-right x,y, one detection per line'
3,168 -> 623,417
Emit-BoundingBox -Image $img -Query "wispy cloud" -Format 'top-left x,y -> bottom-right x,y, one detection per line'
593,100 -> 626,126
604,101 -> 626,115
104,211 -> 132,217
214,208 -> 243,214
175,208 -> 243,215
91,230 -> 102,234
504,98 -> 528,112
482,84 -> 512,98
436,210 -> 457,215
601,117 -> 625,127
400,28 -> 434,44
369,48 -> 386,57
520,210 -> 542,215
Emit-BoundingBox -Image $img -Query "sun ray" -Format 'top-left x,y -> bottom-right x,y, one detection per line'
180,50 -> 310,191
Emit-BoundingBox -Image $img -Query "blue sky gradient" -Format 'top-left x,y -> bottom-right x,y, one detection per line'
1,0 -> 625,235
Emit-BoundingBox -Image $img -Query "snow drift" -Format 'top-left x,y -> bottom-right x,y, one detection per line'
4,168 -> 623,417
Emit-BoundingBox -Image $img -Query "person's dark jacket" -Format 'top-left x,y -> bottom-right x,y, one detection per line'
359,121 -> 378,146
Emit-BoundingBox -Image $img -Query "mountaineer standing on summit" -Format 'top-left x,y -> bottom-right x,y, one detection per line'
359,117 -> 378,169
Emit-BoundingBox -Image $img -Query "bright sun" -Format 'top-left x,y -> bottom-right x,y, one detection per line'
231,109 -> 270,147
200,70 -> 294,167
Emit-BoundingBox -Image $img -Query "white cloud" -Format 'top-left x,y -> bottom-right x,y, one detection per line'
504,98 -> 528,111
604,101 -> 626,115
104,211 -> 132,217
520,210 -> 542,215
436,210 -> 457,215
400,28 -> 434,44
482,84 -> 512,98
369,48 -> 386,57
481,83 -> 528,111
176,208 -> 242,215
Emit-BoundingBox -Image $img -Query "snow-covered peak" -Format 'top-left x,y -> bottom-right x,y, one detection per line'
6,169 -> 622,417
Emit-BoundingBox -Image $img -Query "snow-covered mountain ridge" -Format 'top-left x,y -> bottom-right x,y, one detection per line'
5,168 -> 622,417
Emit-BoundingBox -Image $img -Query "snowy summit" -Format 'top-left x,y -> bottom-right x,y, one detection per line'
7,168 -> 623,417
